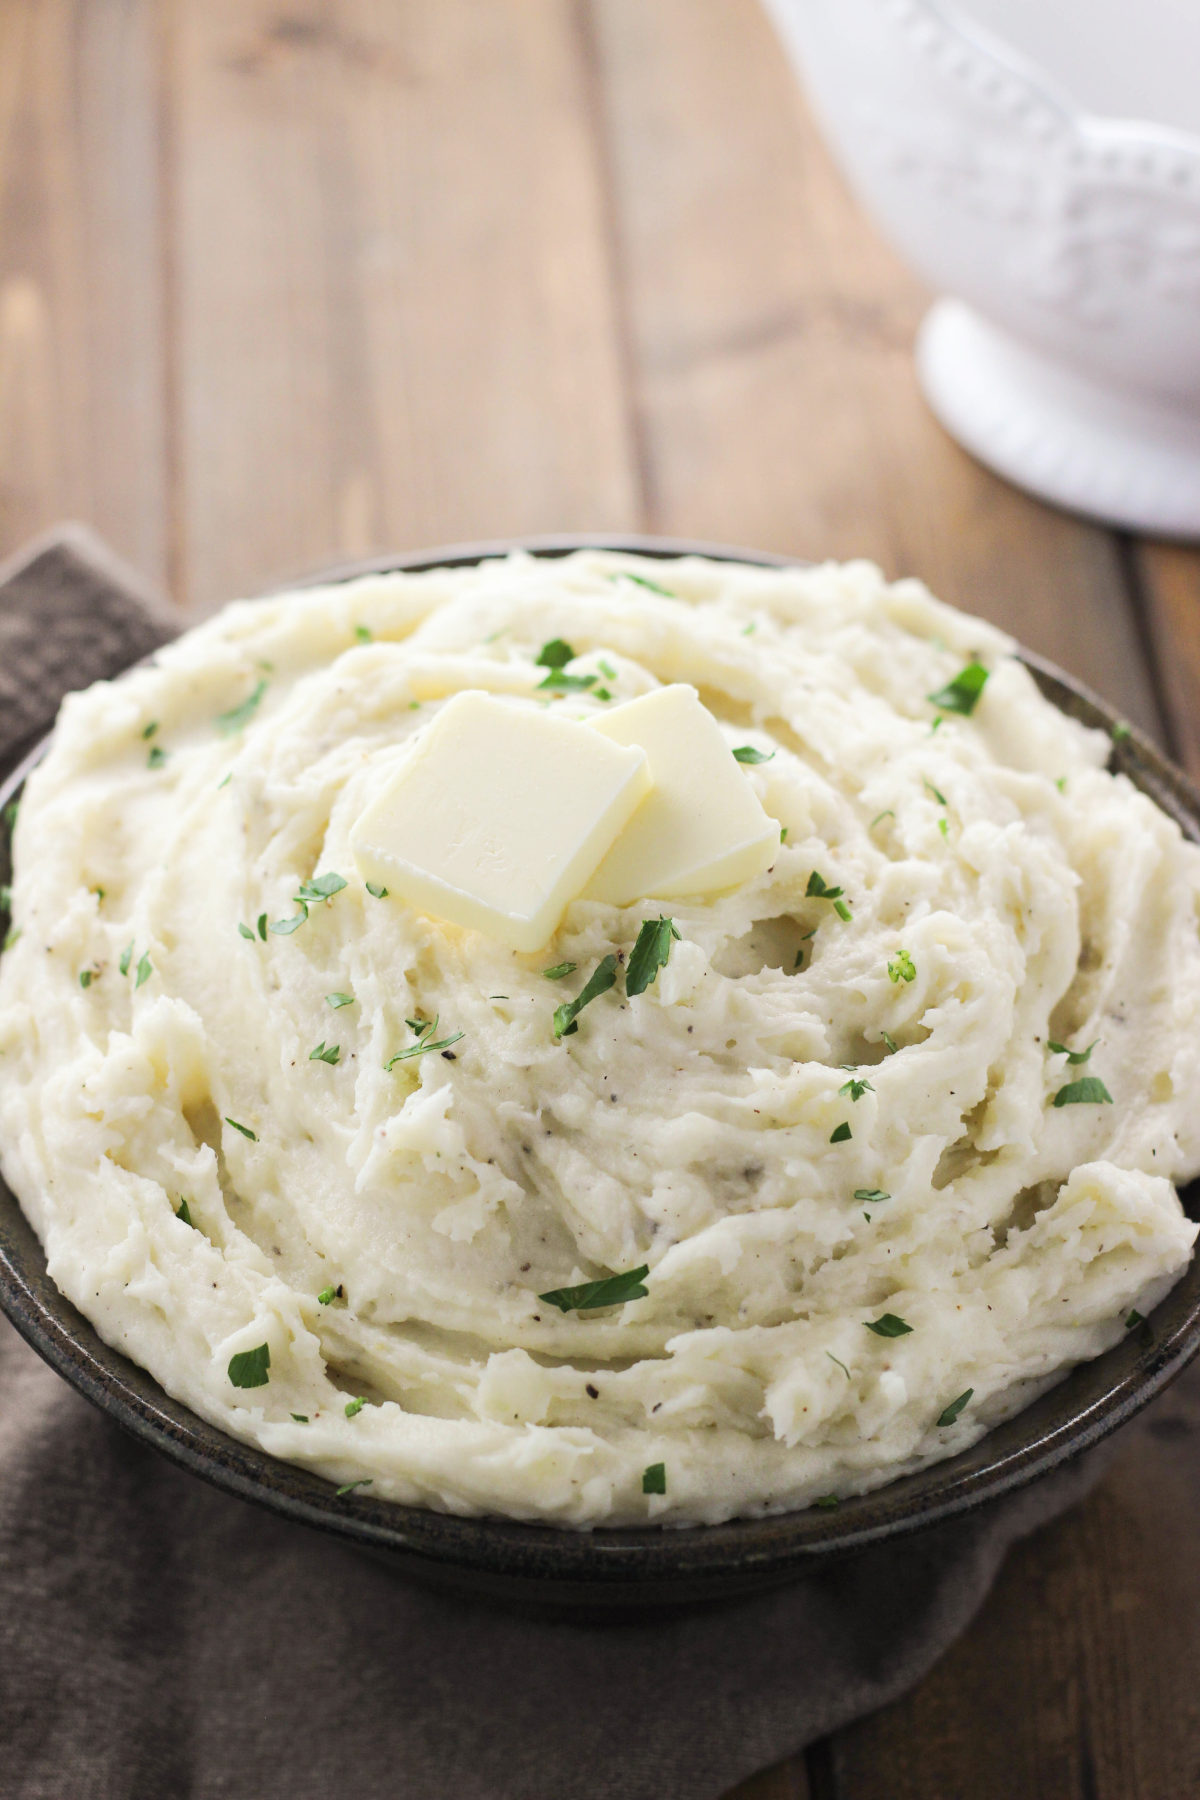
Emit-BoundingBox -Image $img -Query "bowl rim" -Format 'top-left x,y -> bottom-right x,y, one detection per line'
2,531 -> 1199,1596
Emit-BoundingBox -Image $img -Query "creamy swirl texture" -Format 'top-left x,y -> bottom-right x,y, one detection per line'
1,550 -> 1197,1525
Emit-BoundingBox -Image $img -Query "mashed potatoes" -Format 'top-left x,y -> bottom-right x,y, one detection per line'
1,549 -> 1198,1527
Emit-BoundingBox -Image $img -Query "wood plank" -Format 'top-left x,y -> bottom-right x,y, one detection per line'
1135,542 -> 1200,777
167,0 -> 638,614
586,0 -> 1162,739
0,0 -> 166,585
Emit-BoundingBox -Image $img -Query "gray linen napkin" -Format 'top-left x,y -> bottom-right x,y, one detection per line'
0,526 -> 1104,1800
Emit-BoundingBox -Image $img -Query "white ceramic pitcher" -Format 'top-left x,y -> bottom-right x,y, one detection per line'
762,0 -> 1200,538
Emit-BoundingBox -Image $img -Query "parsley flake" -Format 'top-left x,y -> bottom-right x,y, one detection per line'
336,1478 -> 372,1496
1052,1076 -> 1113,1107
607,570 -> 674,597
732,745 -> 774,764
1125,1309 -> 1145,1330
926,661 -> 989,716
866,1313 -> 912,1337
814,1494 -> 840,1510
1048,1039 -> 1096,1065
291,1413 -> 309,1423
317,1285 -> 341,1305
79,969 -> 95,989
309,1041 -> 341,1065
626,917 -> 681,997
854,1188 -> 890,1203
147,744 -> 168,770
238,922 -> 255,941
119,942 -> 134,976
295,872 -> 347,905
839,1076 -> 874,1102
553,953 -> 618,1039
830,1122 -> 852,1143
937,1389 -> 973,1427
1111,721 -> 1132,743
385,1016 -> 465,1067
135,953 -> 152,988
142,721 -> 159,740
326,992 -> 355,1009
365,881 -> 389,898
175,1199 -> 194,1227
888,950 -> 916,984
256,913 -> 267,940
228,1343 -> 270,1388
538,669 -> 597,692
598,659 -> 617,680
542,961 -> 578,981
536,638 -> 575,669
344,1396 -> 366,1418
216,678 -> 268,736
538,1265 -> 650,1313
642,1463 -> 666,1496
880,1030 -> 899,1055
354,624 -> 372,642
224,1117 -> 258,1141
806,870 -> 844,901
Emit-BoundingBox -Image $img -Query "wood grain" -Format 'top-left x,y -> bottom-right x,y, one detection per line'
0,0 -> 167,584
166,0 -> 638,613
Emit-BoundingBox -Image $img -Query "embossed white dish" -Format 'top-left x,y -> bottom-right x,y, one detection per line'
763,0 -> 1200,538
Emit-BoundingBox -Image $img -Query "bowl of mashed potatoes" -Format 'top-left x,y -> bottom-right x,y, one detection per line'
2,537 -> 1199,1609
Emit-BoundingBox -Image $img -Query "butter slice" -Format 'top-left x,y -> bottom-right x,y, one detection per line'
350,691 -> 650,952
585,685 -> 777,904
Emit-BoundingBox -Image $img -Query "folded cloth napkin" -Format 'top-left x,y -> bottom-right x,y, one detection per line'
0,526 -> 1106,1800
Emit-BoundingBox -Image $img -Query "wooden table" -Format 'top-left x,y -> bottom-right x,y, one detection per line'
3,3 -> 1200,1794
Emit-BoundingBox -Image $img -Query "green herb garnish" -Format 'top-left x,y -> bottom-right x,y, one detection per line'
344,1396 -> 366,1418
238,923 -> 255,941
607,570 -> 674,597
927,661 -> 989,716
553,953 -> 618,1039
1048,1039 -> 1096,1065
142,721 -> 159,740
880,1030 -> 899,1055
147,745 -> 168,770
365,881 -> 389,898
830,1122 -> 852,1143
385,1015 -> 465,1067
827,1352 -> 851,1378
542,961 -> 578,981
731,745 -> 774,765
309,1041 -> 341,1065
79,969 -> 95,989
119,942 -> 134,976
814,1494 -> 840,1510
536,638 -> 575,669
175,1199 -> 194,1227
865,1314 -> 912,1338
224,1117 -> 258,1141
642,1463 -> 666,1496
839,1076 -> 874,1102
326,992 -> 355,1009
923,778 -> 947,806
626,917 -> 681,997
291,1414 -> 309,1423
228,1343 -> 270,1388
937,1389 -> 973,1427
598,659 -> 617,680
870,810 -> 895,828
317,1285 -> 341,1305
1111,721 -> 1132,743
270,912 -> 307,935
1125,1309 -> 1145,1330
538,669 -> 597,692
854,1189 -> 889,1203
336,1479 -> 372,1496
216,678 -> 268,736
538,1264 -> 650,1314
354,624 -> 372,642
295,872 -> 348,905
135,953 -> 152,988
888,950 -> 916,984
1052,1076 -> 1113,1107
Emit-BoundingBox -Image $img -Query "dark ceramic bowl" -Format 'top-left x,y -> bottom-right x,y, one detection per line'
1,535 -> 1199,1611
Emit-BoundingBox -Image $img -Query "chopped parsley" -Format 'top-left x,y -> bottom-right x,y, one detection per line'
642,1463 -> 666,1496
607,570 -> 674,597
336,1478 -> 372,1496
538,1264 -> 650,1313
880,1030 -> 899,1055
317,1285 -> 342,1305
865,1313 -> 912,1338
1052,1075 -> 1113,1107
888,950 -> 916,984
354,624 -> 372,642
1125,1309 -> 1145,1331
254,913 -> 267,940
553,953 -> 618,1039
806,870 -> 852,922
270,911 -> 307,935
344,1396 -> 366,1418
1111,721 -> 1132,743
365,881 -> 389,899
830,1122 -> 852,1143
923,778 -> 948,807
536,638 -> 575,669
142,721 -> 159,740
296,872 -> 348,905
542,961 -> 578,981
538,669 -> 597,692
937,1389 -> 973,1427
854,1189 -> 890,1203
79,969 -> 95,989
119,942 -> 134,976
147,744 -> 168,770
385,1015 -> 465,1067
839,1076 -> 874,1102
598,659 -> 617,680
626,917 -> 681,997
175,1199 -> 194,1227
1048,1039 -> 1096,1065
227,1343 -> 270,1388
135,954 -> 152,988
2,798 -> 17,831
731,745 -> 774,765
326,991 -> 355,1009
291,1413 -> 309,1423
224,1117 -> 258,1141
814,1494 -> 840,1510
779,827 -> 788,842
926,661 -> 989,716
309,1041 -> 341,1065
238,923 -> 255,940
216,678 -> 268,736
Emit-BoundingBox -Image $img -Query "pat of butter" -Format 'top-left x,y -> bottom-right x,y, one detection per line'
350,690 -> 650,952
585,685 -> 777,904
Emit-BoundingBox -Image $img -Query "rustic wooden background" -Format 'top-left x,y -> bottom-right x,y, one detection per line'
3,2 -> 1200,1794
